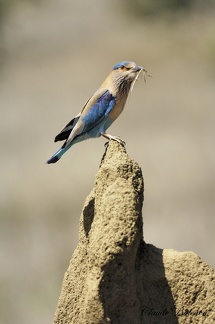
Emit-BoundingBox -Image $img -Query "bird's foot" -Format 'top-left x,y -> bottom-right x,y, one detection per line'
102,133 -> 126,146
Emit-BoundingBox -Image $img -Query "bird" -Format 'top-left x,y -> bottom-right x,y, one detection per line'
47,61 -> 144,164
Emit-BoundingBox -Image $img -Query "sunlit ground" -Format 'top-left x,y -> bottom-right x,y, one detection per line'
1,1 -> 215,323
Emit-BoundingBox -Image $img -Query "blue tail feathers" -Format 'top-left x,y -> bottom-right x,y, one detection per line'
47,155 -> 61,164
46,147 -> 68,164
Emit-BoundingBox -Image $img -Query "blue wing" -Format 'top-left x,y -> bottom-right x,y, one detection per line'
81,90 -> 115,133
47,91 -> 116,163
54,90 -> 115,145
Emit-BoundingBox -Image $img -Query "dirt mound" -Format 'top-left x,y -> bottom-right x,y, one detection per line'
54,141 -> 215,324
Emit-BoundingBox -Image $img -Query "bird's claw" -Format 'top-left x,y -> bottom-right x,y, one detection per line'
102,133 -> 126,146
111,135 -> 126,146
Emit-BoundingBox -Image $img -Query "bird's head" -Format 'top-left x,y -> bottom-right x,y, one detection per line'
111,61 -> 145,94
113,61 -> 143,77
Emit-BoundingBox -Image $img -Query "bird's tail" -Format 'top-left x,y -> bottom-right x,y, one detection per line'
46,145 -> 71,164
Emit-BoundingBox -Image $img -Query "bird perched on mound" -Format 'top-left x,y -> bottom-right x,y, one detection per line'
47,61 -> 144,164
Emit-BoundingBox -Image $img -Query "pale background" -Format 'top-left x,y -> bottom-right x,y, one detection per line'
1,1 -> 215,323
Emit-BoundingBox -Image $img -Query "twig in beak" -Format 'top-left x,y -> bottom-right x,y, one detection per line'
142,68 -> 152,83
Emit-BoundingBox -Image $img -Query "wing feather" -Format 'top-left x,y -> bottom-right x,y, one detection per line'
64,89 -> 115,145
81,90 -> 115,133
54,114 -> 80,142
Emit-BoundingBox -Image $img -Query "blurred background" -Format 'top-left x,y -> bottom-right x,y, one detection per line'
1,0 -> 215,323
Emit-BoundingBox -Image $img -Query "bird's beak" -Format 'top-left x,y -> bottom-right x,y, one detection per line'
133,65 -> 144,72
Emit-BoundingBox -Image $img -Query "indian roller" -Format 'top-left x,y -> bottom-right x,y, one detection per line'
47,61 -> 144,164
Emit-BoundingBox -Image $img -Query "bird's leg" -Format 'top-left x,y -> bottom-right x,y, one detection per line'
101,133 -> 126,146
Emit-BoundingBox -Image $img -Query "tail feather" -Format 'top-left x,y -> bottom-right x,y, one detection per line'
46,146 -> 70,164
47,155 -> 61,164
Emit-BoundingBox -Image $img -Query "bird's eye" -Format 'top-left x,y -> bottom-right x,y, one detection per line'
119,66 -> 130,70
